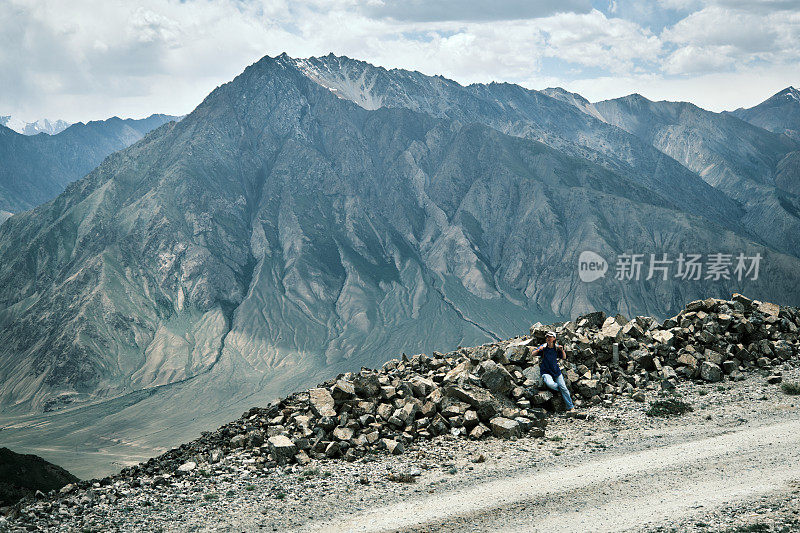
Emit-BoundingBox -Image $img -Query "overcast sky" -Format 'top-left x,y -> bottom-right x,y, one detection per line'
2,0 -> 798,122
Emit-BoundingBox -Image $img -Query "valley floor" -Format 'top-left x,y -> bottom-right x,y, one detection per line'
5,366 -> 800,532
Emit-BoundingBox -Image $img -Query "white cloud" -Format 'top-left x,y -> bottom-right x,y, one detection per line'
360,0 -> 593,22
562,64 -> 800,111
663,45 -> 738,74
0,0 -> 797,122
660,5 -> 800,75
664,6 -> 783,52
538,10 -> 662,73
0,0 -> 302,121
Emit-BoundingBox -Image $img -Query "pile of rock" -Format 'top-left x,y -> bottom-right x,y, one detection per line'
528,293 -> 799,406
123,349 -> 549,479
108,294 -> 799,477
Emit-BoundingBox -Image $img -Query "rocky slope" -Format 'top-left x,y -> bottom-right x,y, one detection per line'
0,293 -> 797,531
591,93 -> 800,257
731,86 -> 800,142
0,449 -> 77,508
0,114 -> 179,213
293,54 -> 747,237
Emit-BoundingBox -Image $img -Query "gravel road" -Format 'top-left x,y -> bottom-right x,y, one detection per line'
304,394 -> 800,532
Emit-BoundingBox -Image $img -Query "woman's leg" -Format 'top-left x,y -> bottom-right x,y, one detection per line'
555,374 -> 575,410
542,373 -> 558,391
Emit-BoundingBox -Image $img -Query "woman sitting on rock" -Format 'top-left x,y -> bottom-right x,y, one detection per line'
531,331 -> 575,411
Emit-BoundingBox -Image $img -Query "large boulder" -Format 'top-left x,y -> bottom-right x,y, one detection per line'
409,376 -> 436,397
332,427 -> 354,441
631,349 -> 653,370
757,301 -> 780,318
444,386 -> 504,422
700,361 -> 723,382
309,388 -> 336,417
703,349 -> 724,366
267,435 -> 296,465
443,360 -> 472,384
489,417 -> 521,439
650,329 -> 674,346
677,353 -> 698,368
331,380 -> 356,402
597,317 -> 624,344
622,321 -> 644,338
246,429 -> 264,447
529,322 -> 551,342
479,360 -> 513,394
177,461 -> 196,473
352,372 -> 381,398
576,379 -> 600,398
522,365 -> 544,388
576,311 -> 606,329
230,434 -> 247,448
380,439 -> 405,455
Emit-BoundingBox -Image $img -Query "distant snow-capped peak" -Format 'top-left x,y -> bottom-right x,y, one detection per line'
0,115 -> 71,135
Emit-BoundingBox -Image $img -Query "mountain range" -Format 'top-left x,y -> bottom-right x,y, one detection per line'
730,87 -> 800,143
0,116 -> 71,136
0,114 -> 180,215
0,53 -> 798,478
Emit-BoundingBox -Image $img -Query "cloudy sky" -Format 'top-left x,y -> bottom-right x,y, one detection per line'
1,0 -> 798,122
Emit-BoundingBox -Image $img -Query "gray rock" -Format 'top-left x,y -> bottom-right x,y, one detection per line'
576,311 -> 606,329
444,386 -> 504,422
469,423 -> 491,440
331,380 -> 356,402
352,373 -> 381,398
324,441 -> 341,458
700,361 -> 723,382
380,439 -> 405,455
479,360 -> 513,394
309,388 -> 336,417
722,360 -> 737,374
177,461 -> 196,473
247,429 -> 264,447
523,365 -> 544,388
489,417 -> 521,439
463,410 -> 479,428
209,449 -> 223,464
703,349 -> 724,366
332,427 -> 354,441
267,435 -> 296,465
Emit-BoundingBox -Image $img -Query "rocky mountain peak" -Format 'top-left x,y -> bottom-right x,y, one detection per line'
730,85 -> 800,141
776,86 -> 800,102
541,87 -> 606,121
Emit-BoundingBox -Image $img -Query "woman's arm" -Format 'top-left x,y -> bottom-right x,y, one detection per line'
558,344 -> 567,360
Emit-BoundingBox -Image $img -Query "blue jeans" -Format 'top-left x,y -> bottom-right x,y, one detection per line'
543,373 -> 574,410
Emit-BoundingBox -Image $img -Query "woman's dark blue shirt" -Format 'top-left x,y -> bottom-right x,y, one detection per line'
539,345 -> 562,378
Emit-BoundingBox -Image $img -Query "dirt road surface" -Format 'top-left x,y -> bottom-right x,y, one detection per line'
305,417 -> 800,532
